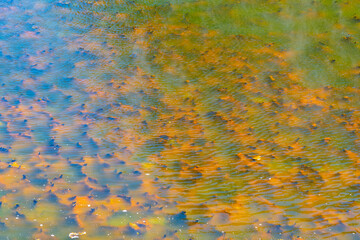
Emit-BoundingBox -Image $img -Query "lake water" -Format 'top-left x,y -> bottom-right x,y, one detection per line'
1,0 -> 360,239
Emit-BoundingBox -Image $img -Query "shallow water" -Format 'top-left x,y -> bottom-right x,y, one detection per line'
1,0 -> 360,239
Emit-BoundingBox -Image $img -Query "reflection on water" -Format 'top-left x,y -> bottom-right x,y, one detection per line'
1,0 -> 360,239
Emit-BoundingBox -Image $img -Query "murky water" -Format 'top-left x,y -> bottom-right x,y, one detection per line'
1,0 -> 360,239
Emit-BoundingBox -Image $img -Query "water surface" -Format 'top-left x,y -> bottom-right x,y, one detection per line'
1,0 -> 360,239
